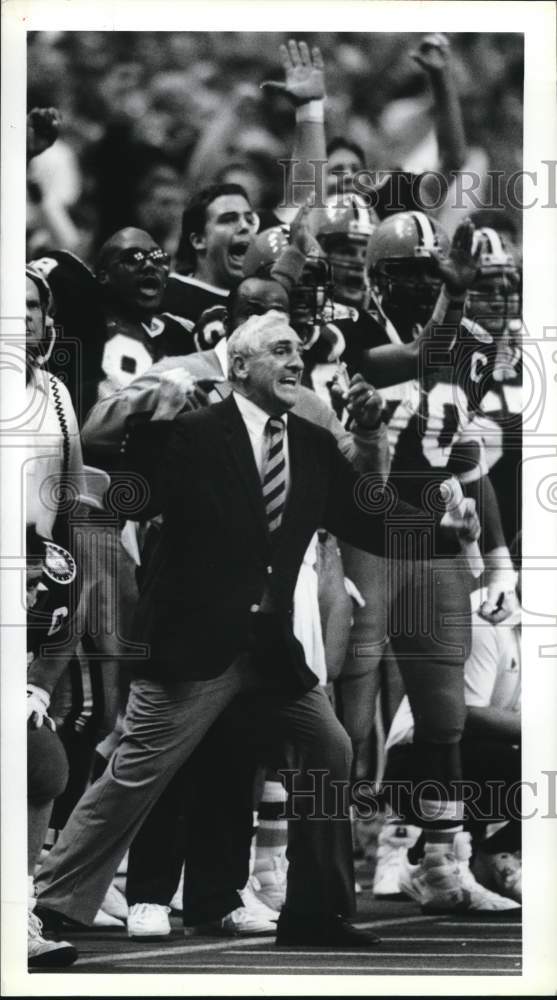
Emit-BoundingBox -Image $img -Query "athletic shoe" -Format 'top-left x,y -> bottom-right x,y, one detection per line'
127,903 -> 171,938
28,908 -> 77,968
99,881 -> 128,921
185,880 -> 279,937
93,909 -> 125,928
399,837 -> 520,913
455,833 -> 521,910
242,877 -> 280,920
472,849 -> 522,903
372,822 -> 420,897
252,857 -> 287,912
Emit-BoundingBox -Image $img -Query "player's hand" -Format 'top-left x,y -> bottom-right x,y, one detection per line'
289,194 -> 316,256
27,107 -> 61,161
454,499 -> 481,544
479,586 -> 518,625
261,40 -> 325,105
433,220 -> 480,296
27,685 -> 55,731
410,33 -> 452,75
152,370 -> 213,420
344,374 -> 383,430
479,557 -> 519,624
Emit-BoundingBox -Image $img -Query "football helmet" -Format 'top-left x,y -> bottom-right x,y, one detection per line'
27,526 -> 81,660
242,226 -> 334,345
315,194 -> 378,308
464,228 -> 522,381
366,211 -> 450,335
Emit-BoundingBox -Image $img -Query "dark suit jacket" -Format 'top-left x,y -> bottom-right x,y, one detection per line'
132,394 -> 444,688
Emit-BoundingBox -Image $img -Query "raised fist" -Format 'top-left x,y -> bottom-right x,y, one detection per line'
27,107 -> 61,162
410,33 -> 452,75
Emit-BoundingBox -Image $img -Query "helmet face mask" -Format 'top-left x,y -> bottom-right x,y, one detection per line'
374,258 -> 443,332
290,257 -> 335,346
242,225 -> 334,346
316,195 -> 377,308
366,212 -> 449,337
465,268 -> 522,333
322,234 -> 371,307
464,228 -> 522,381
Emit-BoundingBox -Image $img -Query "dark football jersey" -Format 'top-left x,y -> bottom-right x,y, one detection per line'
379,321 -> 502,508
163,273 -> 230,326
304,304 -> 387,415
465,370 -> 522,548
94,312 -> 195,403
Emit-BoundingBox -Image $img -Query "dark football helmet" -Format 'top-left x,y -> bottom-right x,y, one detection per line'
315,194 -> 378,308
242,225 -> 334,345
366,211 -> 450,337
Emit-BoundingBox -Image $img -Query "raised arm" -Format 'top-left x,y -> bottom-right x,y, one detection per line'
262,40 -> 327,219
409,33 -> 467,203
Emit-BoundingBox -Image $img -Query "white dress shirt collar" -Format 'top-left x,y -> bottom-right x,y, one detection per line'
214,334 -> 228,377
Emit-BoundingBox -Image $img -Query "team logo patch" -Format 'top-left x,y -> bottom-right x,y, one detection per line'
43,542 -> 77,585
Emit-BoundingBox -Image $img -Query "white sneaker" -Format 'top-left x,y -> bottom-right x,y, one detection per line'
372,822 -> 420,897
93,909 -> 125,928
252,856 -> 287,912
454,833 -> 520,911
399,836 -> 520,913
28,908 -> 77,968
99,881 -> 128,921
127,903 -> 171,938
473,849 -> 522,902
186,879 -> 279,937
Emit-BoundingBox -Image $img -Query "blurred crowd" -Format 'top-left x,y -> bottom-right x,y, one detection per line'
27,31 -> 524,264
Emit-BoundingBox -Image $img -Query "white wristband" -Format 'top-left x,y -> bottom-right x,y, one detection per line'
296,99 -> 325,124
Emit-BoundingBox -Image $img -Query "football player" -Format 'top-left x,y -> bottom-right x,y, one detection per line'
25,266 -> 84,967
345,211 -> 521,911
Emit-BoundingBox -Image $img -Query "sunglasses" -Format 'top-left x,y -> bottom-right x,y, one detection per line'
116,248 -> 171,268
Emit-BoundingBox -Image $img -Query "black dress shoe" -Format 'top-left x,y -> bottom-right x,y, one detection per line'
275,911 -> 381,947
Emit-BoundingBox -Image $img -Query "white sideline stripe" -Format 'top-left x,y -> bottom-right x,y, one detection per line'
233,951 -> 521,960
74,935 -> 271,965
375,936 -> 520,944
438,921 -> 521,928
121,962 -> 521,973
355,915 -> 440,929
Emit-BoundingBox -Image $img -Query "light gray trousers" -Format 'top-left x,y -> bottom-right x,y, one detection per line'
36,657 -> 355,924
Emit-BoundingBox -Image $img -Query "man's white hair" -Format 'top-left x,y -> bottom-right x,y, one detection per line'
227,310 -> 295,381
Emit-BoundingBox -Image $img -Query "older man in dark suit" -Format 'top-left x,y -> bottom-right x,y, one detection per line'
36,310 -> 478,947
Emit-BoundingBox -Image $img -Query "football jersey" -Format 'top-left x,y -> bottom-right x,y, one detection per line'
95,312 -> 195,401
381,321 -> 501,508
163,273 -> 230,326
320,306 -> 503,509
304,304 -> 387,416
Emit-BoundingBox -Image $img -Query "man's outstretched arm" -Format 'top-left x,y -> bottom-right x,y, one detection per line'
263,39 -> 327,219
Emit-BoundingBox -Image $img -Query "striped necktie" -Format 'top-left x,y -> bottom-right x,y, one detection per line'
262,417 -> 286,534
